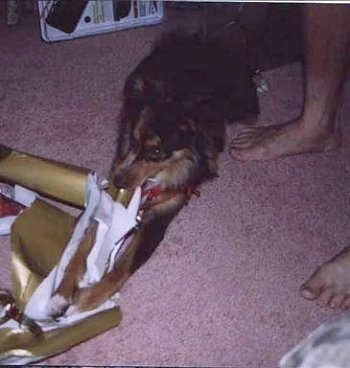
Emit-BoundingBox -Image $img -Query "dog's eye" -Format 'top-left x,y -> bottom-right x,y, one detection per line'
143,146 -> 163,161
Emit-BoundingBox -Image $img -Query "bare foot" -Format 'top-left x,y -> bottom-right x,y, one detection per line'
229,118 -> 341,161
300,245 -> 350,309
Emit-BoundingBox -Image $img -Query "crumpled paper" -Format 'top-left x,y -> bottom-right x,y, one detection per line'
0,145 -> 141,364
24,174 -> 141,322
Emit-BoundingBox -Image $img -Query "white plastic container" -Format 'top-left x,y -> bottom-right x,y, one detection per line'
38,0 -> 164,42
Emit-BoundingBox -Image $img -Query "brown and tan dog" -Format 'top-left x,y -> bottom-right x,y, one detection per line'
49,33 -> 259,316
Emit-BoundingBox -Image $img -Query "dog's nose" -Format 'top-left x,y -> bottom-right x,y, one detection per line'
113,168 -> 138,189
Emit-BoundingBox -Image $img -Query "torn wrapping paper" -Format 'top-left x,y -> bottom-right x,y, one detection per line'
24,175 -> 141,321
0,145 -> 141,365
0,185 -> 37,236
0,144 -> 90,208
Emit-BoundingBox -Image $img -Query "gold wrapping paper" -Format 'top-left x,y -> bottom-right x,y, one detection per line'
0,308 -> 121,363
0,146 -> 131,364
0,198 -> 122,364
107,186 -> 135,206
11,199 -> 76,310
0,144 -> 90,208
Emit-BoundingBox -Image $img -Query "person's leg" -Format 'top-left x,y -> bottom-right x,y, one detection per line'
230,4 -> 350,161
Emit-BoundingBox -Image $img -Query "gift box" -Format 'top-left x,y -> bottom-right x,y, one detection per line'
0,144 -> 141,364
38,0 -> 164,42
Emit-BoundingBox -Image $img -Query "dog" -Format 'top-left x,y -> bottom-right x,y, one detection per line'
49,33 -> 259,315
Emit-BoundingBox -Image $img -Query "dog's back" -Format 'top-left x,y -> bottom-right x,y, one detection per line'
123,32 -> 259,125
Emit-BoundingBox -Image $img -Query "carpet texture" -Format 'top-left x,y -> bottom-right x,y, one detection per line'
1,4 -> 350,367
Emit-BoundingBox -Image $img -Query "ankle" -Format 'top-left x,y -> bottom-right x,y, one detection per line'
298,112 -> 338,138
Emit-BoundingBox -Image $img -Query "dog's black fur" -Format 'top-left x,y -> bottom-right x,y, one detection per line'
116,33 -> 259,181
50,33 -> 259,314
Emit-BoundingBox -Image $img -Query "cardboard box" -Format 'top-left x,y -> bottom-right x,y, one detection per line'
38,0 -> 164,42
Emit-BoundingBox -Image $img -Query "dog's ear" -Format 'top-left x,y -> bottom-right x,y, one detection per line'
124,76 -> 170,104
133,78 -> 146,94
124,75 -> 147,100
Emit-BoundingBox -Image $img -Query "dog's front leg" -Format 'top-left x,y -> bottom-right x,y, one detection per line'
66,194 -> 186,314
64,228 -> 144,315
49,219 -> 98,317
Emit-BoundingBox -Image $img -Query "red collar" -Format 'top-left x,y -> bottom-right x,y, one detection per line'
141,185 -> 200,210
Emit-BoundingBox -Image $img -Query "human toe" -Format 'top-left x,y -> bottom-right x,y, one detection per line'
328,293 -> 346,309
316,289 -> 337,308
341,295 -> 350,309
300,284 -> 318,300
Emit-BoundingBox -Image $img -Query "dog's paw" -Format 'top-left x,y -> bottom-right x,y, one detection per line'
65,287 -> 110,316
48,293 -> 71,317
62,288 -> 93,316
64,304 -> 79,317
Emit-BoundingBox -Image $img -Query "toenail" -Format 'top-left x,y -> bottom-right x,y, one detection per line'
300,287 -> 316,300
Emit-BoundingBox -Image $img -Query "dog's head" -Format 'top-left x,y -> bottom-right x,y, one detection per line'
111,91 -> 218,193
